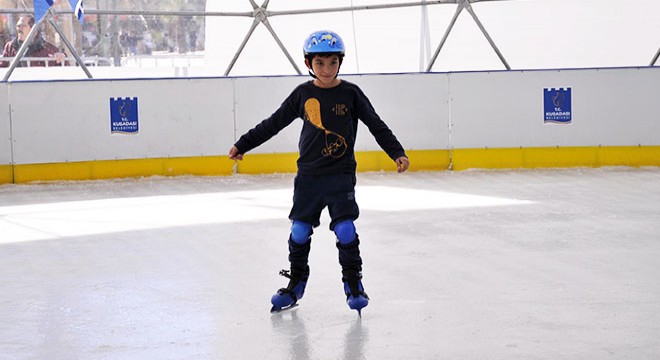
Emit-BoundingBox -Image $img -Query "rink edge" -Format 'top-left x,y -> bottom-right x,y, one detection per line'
3,147 -> 659,184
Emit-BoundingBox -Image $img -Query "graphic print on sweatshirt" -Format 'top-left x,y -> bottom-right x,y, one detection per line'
304,97 -> 347,158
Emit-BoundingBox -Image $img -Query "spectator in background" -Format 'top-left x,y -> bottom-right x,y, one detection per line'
0,16 -> 10,48
1,15 -> 66,67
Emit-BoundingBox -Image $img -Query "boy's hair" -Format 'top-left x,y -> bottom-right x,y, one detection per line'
304,52 -> 344,65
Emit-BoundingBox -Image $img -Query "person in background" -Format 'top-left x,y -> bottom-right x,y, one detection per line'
0,16 -> 10,48
1,15 -> 66,67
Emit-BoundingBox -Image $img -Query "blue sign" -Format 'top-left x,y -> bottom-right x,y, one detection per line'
110,97 -> 139,134
543,87 -> 572,124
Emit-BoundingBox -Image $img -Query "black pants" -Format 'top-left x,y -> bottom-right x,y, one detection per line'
288,173 -> 362,270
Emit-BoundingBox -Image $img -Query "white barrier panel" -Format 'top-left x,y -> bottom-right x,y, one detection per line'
450,68 -> 660,148
345,73 -> 450,152
10,78 -> 236,165
0,82 -> 10,166
233,76 -> 306,154
3,67 -> 659,183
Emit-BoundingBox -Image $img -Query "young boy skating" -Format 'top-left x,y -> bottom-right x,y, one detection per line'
228,30 -> 410,315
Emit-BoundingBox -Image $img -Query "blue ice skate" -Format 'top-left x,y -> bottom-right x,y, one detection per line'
270,268 -> 309,313
343,270 -> 369,316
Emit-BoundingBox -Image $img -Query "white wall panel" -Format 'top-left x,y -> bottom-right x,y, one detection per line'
10,78 -> 235,164
233,76 -> 305,154
4,67 -> 659,168
450,68 -> 660,148
345,73 -> 450,152
0,83 -> 10,165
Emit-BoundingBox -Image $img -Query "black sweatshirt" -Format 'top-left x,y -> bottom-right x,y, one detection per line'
234,80 -> 407,176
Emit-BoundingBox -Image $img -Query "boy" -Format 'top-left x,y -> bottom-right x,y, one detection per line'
228,30 -> 410,315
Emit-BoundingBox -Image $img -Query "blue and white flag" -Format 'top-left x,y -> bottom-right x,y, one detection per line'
69,0 -> 84,24
33,0 -> 54,23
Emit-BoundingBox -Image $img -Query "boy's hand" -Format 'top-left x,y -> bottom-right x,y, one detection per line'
395,156 -> 410,173
228,146 -> 244,160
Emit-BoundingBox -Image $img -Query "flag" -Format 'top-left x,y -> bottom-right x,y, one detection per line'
33,0 -> 54,23
69,0 -> 84,24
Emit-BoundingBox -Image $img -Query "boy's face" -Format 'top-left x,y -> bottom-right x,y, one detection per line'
306,54 -> 341,88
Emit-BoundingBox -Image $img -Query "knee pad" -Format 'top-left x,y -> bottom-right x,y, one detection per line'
290,221 -> 312,244
334,220 -> 356,245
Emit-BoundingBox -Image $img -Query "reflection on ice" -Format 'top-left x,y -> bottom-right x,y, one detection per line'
358,186 -> 533,211
0,185 -> 531,244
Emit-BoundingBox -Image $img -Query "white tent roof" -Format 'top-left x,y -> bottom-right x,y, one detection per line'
205,0 -> 660,76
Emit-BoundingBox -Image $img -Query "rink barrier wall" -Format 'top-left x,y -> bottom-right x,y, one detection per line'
1,82 -> 11,184
1,67 -> 659,184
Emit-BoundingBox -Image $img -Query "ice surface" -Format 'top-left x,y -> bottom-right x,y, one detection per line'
1,168 -> 659,359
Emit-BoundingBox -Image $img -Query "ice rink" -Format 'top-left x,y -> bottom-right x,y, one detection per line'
1,167 -> 659,360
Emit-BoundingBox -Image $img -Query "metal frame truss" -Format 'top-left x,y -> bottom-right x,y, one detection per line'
3,0 -> 660,79
219,0 -> 513,75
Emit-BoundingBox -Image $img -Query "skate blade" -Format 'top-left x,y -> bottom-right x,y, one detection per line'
270,303 -> 299,314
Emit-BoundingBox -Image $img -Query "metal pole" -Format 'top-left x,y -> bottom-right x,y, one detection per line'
261,18 -> 302,75
463,0 -> 511,70
425,1 -> 464,72
650,47 -> 660,66
224,18 -> 261,76
419,0 -> 432,71
1,1 -> 517,17
47,14 -> 93,78
225,0 -> 301,76
267,1 -> 461,16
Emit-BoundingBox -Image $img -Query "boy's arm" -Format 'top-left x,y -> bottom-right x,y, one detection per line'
229,95 -> 299,159
354,88 -> 409,172
364,116 -> 410,173
358,101 -> 407,159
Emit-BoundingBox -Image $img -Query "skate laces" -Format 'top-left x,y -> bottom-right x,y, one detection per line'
343,271 -> 369,299
279,269 -> 293,279
277,268 -> 309,297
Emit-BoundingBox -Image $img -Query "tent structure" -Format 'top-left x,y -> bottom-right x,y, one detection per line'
204,0 -> 660,75
1,0 -> 659,79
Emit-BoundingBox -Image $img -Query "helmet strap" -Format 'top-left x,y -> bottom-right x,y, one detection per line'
305,57 -> 318,79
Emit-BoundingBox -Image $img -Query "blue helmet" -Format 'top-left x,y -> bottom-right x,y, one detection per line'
303,30 -> 345,56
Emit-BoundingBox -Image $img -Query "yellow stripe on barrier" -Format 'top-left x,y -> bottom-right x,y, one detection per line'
236,153 -> 299,174
236,150 -> 450,174
11,156 -> 234,184
599,146 -> 660,166
0,164 -> 13,184
451,146 -> 660,170
3,147 -> 658,184
356,150 -> 450,172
